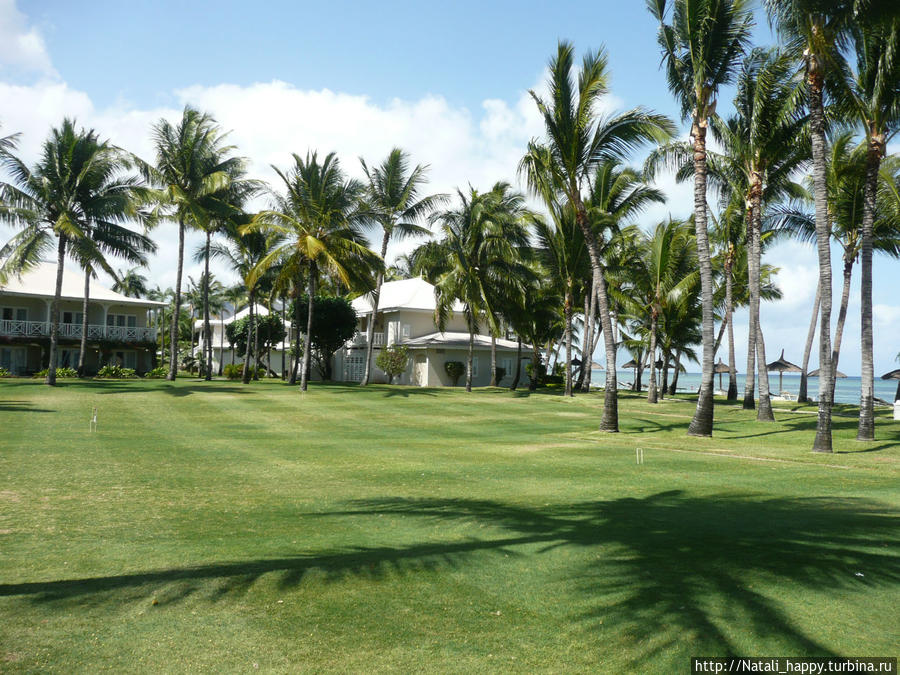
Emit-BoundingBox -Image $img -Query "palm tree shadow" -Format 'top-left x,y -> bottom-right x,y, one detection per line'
0,400 -> 54,413
3,493 -> 896,662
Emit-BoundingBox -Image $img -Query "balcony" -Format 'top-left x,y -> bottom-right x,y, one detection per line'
0,320 -> 157,343
348,331 -> 386,347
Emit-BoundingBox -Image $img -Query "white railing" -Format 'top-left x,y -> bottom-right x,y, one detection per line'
348,331 -> 386,347
0,320 -> 156,342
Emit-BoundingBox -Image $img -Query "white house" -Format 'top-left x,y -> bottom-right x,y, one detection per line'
334,277 -> 528,387
194,303 -> 293,376
0,262 -> 164,375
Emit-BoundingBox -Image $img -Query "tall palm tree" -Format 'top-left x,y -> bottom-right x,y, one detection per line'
71,219 -> 155,375
521,41 -> 674,429
839,18 -> 900,440
765,0 -> 859,452
358,148 -> 446,385
0,119 -> 145,384
247,151 -> 380,392
648,0 -> 753,436
414,183 -> 533,392
144,106 -> 240,381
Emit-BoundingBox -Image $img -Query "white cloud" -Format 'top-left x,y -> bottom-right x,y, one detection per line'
0,0 -> 55,76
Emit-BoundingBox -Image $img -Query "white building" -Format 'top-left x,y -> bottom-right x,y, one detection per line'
0,262 -> 164,374
334,277 -> 528,387
194,303 -> 293,376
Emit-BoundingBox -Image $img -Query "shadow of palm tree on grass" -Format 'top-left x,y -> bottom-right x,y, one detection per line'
1,492 -> 896,660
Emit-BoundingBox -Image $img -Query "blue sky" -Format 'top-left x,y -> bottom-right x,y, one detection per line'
2,0 -> 898,374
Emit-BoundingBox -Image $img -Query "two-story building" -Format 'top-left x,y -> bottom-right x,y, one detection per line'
194,303 -> 293,376
0,262 -> 163,375
334,277 -> 528,387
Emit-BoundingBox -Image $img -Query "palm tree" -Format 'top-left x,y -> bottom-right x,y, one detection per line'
839,18 -> 900,440
0,119 -> 145,384
247,151 -> 380,392
765,0 -> 860,452
144,106 -> 240,381
71,219 -> 155,375
616,219 -> 698,403
521,42 -> 674,430
358,148 -> 446,386
648,0 -> 753,436
114,266 -> 150,298
414,183 -> 533,392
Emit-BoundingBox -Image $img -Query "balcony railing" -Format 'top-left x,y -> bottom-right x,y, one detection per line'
0,320 -> 156,342
348,331 -> 386,347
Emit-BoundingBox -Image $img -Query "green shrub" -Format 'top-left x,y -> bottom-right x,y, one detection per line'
96,364 -> 137,379
444,361 -> 465,386
33,367 -> 78,379
223,363 -> 243,380
0,367 -> 12,378
376,345 -> 410,384
145,366 -> 167,379
223,363 -> 263,380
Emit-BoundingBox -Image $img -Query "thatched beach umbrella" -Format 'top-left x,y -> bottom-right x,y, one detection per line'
713,358 -> 731,391
881,368 -> 900,402
622,358 -> 638,385
591,361 -> 603,370
767,349 -> 801,393
809,368 -> 847,378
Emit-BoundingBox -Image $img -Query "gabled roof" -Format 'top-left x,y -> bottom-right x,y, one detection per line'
403,331 -> 524,351
351,277 -> 464,314
0,262 -> 165,307
193,303 -> 290,329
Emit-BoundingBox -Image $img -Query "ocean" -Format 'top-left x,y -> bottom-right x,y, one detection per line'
592,369 -> 899,406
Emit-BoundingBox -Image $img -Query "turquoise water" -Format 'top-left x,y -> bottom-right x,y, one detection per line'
592,370 -> 899,406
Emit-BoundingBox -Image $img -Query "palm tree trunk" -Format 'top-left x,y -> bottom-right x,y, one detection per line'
167,219 -> 185,381
857,137 -> 882,440
725,259 -> 738,401
281,298 -> 286,380
77,269 -> 90,376
751,192 -> 774,422
529,342 -> 540,392
490,334 -> 498,386
46,234 -> 67,385
203,233 -> 212,381
713,317 -> 727,357
465,319 -> 475,392
219,309 -> 226,377
577,277 -> 595,391
252,305 -> 260,381
809,66 -> 834,453
511,337 -> 522,391
647,310 -> 658,404
799,285 -> 820,403
242,294 -> 254,385
669,348 -> 682,395
584,305 -> 602,392
574,200 -> 618,431
744,200 -> 759,411
660,352 -> 670,400
362,230 -> 390,386
756,323 -> 774,421
687,119 -> 715,437
291,290 -> 302,385
830,255 -> 853,399
564,286 -> 573,397
300,268 -> 316,392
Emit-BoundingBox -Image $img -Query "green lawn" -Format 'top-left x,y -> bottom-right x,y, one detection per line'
1,379 -> 898,672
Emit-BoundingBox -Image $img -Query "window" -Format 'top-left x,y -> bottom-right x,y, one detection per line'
58,349 -> 79,368
472,356 -> 479,378
401,323 -> 411,339
346,355 -> 364,381
500,358 -> 512,379
0,347 -> 26,374
106,314 -> 136,327
62,311 -> 84,325
2,307 -> 27,321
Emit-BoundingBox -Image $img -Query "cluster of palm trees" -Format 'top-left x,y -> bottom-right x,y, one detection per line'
0,0 -> 897,455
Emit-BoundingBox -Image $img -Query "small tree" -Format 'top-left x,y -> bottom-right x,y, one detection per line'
376,345 -> 410,384
291,296 -> 357,380
225,314 -> 287,375
444,361 -> 465,386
